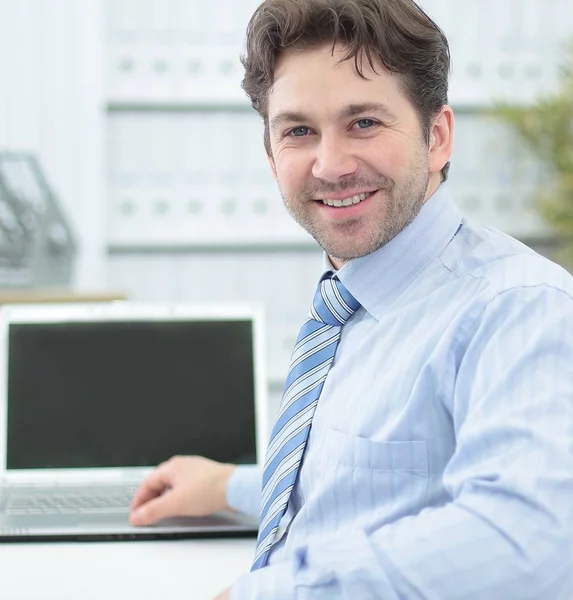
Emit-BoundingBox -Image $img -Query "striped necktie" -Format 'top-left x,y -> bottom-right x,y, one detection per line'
251,272 -> 361,570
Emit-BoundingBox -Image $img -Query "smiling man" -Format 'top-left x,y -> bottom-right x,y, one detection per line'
130,1 -> 573,599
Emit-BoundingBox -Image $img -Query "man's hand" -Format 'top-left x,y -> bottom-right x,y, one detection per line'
213,588 -> 231,600
129,455 -> 236,526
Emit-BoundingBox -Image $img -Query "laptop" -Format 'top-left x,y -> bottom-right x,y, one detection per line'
0,302 -> 268,541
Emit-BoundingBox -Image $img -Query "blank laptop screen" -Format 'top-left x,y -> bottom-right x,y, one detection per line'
6,319 -> 257,470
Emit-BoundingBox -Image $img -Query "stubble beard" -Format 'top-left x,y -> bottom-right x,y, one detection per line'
280,156 -> 430,263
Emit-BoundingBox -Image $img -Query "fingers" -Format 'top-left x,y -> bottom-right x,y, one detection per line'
130,462 -> 172,512
129,490 -> 179,526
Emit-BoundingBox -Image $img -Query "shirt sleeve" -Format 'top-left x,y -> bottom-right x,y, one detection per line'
230,284 -> 573,599
226,464 -> 262,518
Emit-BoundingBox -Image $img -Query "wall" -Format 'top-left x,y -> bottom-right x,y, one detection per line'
1,1 -> 571,418
0,0 -> 106,289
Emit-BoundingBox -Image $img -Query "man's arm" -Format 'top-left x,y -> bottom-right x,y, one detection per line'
231,285 -> 573,599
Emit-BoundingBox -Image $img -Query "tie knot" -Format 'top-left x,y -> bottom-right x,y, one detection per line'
310,274 -> 361,326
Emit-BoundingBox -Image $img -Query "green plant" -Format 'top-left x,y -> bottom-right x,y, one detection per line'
488,43 -> 573,267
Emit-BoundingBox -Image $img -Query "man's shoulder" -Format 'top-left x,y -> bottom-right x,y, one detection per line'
443,220 -> 573,301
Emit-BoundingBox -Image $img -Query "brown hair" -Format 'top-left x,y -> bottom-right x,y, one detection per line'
240,0 -> 451,181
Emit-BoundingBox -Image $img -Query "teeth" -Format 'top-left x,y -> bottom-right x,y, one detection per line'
322,192 -> 372,207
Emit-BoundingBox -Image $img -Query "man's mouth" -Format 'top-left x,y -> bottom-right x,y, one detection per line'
319,191 -> 376,208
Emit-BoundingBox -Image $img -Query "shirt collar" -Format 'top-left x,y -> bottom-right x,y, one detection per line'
320,184 -> 463,321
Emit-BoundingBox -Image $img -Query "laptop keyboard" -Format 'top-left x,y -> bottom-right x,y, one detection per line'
3,485 -> 139,515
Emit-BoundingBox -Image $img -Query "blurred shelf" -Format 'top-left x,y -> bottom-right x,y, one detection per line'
104,233 -> 565,257
107,242 -> 320,255
107,101 -> 254,113
106,101 -> 498,115
0,289 -> 128,304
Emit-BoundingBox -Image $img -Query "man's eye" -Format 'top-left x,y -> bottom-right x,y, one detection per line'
355,119 -> 377,129
287,126 -> 311,137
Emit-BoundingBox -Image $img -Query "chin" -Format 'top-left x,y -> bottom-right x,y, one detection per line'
320,241 -> 380,262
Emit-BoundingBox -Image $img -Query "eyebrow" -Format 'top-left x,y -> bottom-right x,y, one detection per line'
342,102 -> 397,121
270,102 -> 397,133
270,111 -> 309,133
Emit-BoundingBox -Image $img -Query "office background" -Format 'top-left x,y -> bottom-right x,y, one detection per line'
0,0 -> 572,420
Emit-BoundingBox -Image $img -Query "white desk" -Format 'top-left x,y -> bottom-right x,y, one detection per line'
0,538 -> 256,600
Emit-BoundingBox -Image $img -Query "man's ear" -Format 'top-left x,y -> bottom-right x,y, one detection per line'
428,105 -> 454,176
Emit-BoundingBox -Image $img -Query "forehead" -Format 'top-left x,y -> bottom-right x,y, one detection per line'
268,44 -> 410,119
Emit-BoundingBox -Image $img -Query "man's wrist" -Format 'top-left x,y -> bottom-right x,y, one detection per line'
215,463 -> 236,512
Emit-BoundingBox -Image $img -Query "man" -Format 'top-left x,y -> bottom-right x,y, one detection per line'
130,0 -> 573,598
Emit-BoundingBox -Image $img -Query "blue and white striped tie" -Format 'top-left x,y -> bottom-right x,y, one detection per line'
251,272 -> 361,570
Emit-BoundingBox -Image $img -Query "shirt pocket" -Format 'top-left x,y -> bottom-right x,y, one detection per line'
312,428 -> 429,530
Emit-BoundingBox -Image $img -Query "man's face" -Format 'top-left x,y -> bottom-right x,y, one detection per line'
266,44 -> 436,265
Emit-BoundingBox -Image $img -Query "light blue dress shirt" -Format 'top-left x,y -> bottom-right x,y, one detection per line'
227,184 -> 573,599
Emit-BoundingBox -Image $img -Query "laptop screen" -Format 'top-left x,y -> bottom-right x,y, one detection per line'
6,319 -> 257,470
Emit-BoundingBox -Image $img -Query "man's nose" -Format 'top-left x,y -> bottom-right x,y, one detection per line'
311,135 -> 359,183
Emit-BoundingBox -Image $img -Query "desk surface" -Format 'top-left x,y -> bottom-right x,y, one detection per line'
0,538 -> 256,600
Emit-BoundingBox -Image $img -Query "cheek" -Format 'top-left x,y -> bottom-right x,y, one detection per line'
274,153 -> 310,193
378,147 -> 420,182
367,135 -> 424,172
